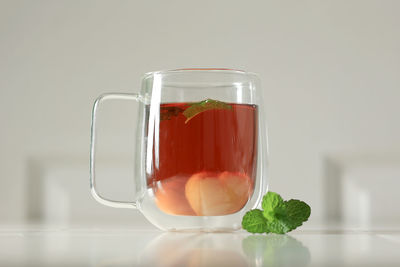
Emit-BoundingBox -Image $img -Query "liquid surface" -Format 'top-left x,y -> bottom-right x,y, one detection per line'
148,102 -> 258,216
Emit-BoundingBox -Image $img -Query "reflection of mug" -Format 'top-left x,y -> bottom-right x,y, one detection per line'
140,233 -> 248,267
90,69 -> 268,231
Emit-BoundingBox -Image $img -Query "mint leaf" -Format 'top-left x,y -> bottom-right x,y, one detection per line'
265,219 -> 292,234
182,99 -> 232,123
284,199 -> 311,230
242,209 -> 269,233
262,192 -> 285,221
160,106 -> 184,121
242,191 -> 311,234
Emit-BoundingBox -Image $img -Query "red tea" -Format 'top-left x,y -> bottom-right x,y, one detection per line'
148,102 -> 258,216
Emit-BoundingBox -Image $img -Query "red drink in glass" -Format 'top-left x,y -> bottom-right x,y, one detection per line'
149,102 -> 258,216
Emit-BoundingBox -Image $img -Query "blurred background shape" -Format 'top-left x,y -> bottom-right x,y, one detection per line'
0,0 -> 399,229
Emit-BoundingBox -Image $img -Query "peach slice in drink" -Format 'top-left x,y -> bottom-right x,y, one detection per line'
185,171 -> 253,216
155,175 -> 196,216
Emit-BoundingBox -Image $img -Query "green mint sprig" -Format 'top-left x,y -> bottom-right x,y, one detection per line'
242,192 -> 311,234
183,99 -> 232,123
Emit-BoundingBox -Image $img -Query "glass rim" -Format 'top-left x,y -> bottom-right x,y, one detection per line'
142,68 -> 259,79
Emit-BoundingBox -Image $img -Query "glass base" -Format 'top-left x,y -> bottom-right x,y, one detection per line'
138,189 -> 256,232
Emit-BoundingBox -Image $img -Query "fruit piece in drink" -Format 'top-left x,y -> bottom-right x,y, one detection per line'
185,171 -> 253,216
155,175 -> 196,216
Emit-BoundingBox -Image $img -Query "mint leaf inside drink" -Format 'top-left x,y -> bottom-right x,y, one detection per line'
183,99 -> 232,123
242,192 -> 311,234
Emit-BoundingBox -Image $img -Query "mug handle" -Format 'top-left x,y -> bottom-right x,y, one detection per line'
90,93 -> 141,209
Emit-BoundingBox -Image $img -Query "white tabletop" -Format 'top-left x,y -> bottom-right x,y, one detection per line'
1,225 -> 400,267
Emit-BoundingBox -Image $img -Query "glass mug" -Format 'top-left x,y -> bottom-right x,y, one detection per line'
90,69 -> 268,231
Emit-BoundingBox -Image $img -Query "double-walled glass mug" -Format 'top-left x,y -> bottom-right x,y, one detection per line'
90,69 -> 268,231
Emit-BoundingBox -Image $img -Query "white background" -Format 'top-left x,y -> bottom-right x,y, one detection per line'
1,0 -> 399,228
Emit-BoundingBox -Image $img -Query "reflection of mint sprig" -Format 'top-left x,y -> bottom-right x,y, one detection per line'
242,235 -> 311,266
183,99 -> 232,123
242,192 -> 311,234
